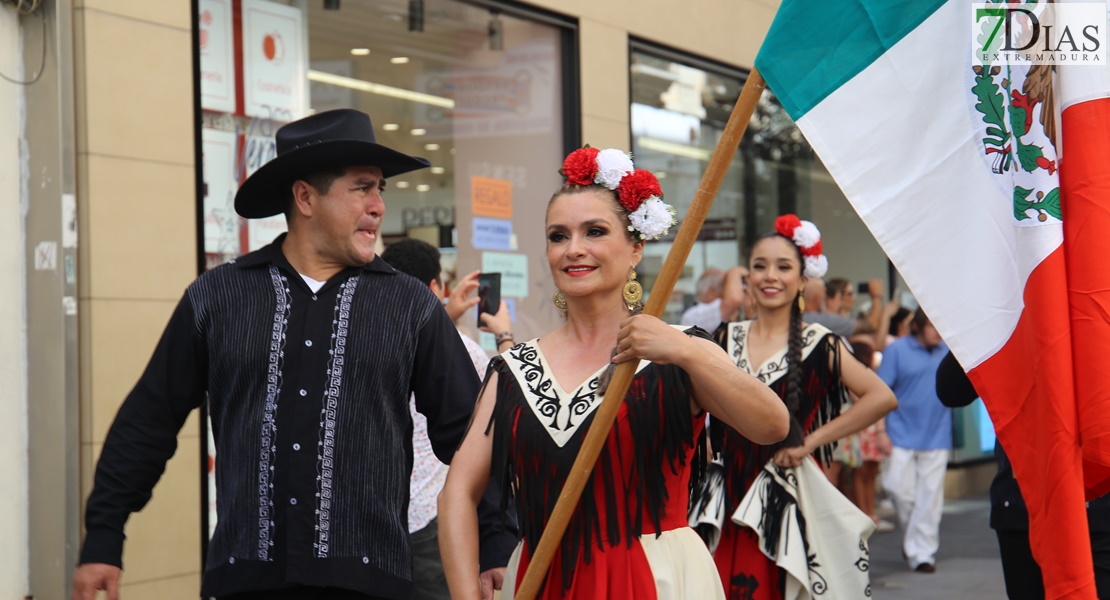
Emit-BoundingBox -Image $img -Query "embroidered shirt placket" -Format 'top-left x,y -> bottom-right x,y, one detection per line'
315,275 -> 358,558
259,266 -> 290,561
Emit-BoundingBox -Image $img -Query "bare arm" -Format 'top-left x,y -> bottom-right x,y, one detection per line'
446,270 -> 482,323
775,339 -> 896,466
613,315 -> 789,445
864,279 -> 885,339
439,375 -> 499,600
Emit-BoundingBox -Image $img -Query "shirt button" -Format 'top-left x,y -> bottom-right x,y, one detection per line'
1004,501 -> 1010,507
290,498 -> 298,506
299,389 -> 307,397
229,557 -> 236,564
312,294 -> 318,301
362,557 -> 370,564
293,443 -> 301,451
305,340 -> 313,347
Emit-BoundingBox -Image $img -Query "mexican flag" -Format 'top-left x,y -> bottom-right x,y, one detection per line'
755,0 -> 1110,597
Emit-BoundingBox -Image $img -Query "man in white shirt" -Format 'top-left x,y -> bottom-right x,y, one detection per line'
681,268 -> 726,332
381,239 -> 516,600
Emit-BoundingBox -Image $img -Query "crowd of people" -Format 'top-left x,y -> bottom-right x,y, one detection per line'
73,109 -> 974,600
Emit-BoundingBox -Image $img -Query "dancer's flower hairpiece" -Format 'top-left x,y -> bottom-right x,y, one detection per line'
560,146 -> 676,241
774,214 -> 829,279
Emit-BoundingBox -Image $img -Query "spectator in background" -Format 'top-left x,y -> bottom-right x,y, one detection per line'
825,278 -> 856,317
381,238 -> 517,600
681,268 -> 726,332
887,306 -> 914,346
802,279 -> 855,338
827,327 -> 895,533
878,308 -> 950,573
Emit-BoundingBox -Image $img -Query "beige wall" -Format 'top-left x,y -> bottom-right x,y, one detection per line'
0,7 -> 29,598
74,0 -> 200,597
528,0 -> 779,148
66,1 -> 780,597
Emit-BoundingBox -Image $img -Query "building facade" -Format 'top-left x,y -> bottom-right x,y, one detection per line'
1,1 -> 994,598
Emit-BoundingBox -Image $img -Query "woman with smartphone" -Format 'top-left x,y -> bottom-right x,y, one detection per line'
708,215 -> 897,600
437,147 -> 790,600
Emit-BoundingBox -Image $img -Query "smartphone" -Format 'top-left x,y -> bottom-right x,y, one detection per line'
477,273 -> 501,328
857,281 -> 870,295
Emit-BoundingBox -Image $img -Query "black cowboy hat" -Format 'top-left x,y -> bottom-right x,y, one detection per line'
234,109 -> 431,218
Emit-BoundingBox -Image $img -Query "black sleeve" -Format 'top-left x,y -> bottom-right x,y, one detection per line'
936,350 -> 978,408
477,478 -> 520,572
79,294 -> 207,567
411,304 -> 482,464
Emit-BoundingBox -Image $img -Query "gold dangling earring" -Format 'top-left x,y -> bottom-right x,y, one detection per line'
553,290 -> 568,312
623,269 -> 644,312
797,293 -> 805,313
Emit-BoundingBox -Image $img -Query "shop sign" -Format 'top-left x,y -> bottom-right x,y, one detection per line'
199,0 -> 236,113
471,176 -> 512,219
415,41 -> 556,138
472,217 -> 514,251
202,128 -> 241,254
242,0 -> 306,119
481,251 -> 529,298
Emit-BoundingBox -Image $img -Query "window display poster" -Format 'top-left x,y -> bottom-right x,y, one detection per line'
202,128 -> 240,255
242,0 -> 306,119
472,217 -> 513,251
471,176 -> 512,219
481,251 -> 528,298
199,0 -> 236,113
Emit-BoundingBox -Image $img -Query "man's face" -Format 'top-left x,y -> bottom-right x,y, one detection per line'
919,322 -> 943,349
303,166 -> 385,267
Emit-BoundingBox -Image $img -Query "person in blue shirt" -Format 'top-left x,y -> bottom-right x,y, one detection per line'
877,308 -> 949,573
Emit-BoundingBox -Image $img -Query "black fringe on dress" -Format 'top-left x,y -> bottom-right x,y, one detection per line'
485,329 -> 710,592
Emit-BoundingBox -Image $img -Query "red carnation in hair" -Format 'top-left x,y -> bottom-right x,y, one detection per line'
617,169 -> 662,211
800,239 -> 823,257
774,214 -> 802,238
561,147 -> 601,186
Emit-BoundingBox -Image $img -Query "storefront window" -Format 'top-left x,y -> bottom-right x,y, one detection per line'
630,44 -> 990,465
196,0 -> 573,541
629,44 -> 889,324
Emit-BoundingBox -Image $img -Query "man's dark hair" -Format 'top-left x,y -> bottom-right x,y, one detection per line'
826,277 -> 850,299
888,306 -> 912,337
284,167 -> 348,221
381,238 -> 442,287
910,307 -> 931,336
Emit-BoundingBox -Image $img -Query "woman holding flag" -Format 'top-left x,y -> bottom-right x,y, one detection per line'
437,147 -> 789,600
708,215 -> 896,599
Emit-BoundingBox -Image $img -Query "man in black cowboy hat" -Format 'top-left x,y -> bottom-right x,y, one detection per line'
72,109 -> 513,600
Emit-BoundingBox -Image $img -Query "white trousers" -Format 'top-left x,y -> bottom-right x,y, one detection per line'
881,447 -> 948,568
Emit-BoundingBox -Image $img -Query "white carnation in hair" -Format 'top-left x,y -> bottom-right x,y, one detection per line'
628,197 -> 676,241
793,220 -> 821,250
804,254 -> 829,279
594,148 -> 635,190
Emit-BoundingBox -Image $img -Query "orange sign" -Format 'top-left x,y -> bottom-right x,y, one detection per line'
471,176 -> 512,219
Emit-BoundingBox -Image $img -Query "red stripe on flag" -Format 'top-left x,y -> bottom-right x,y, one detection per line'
1062,97 -> 1110,500
970,246 -> 1096,599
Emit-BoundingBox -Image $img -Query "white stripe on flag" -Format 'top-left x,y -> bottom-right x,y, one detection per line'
795,0 -> 1061,369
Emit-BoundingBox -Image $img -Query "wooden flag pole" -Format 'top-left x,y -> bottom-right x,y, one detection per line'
513,69 -> 767,600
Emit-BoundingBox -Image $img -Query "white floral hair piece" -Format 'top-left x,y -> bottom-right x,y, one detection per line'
627,197 -> 677,241
560,146 -> 676,241
594,148 -> 635,190
773,214 -> 828,279
803,255 -> 829,279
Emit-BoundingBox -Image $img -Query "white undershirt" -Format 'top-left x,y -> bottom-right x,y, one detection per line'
300,274 -> 326,293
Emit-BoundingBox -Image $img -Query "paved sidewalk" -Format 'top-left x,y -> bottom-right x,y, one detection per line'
868,495 -> 1008,599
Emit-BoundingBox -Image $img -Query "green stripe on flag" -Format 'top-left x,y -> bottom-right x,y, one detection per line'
755,0 -> 947,120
